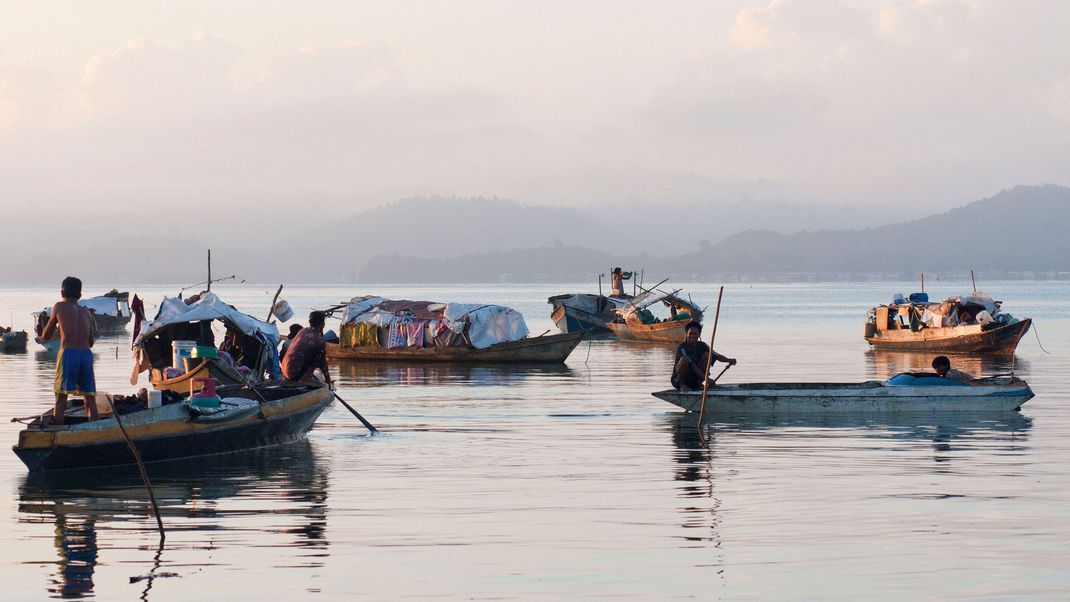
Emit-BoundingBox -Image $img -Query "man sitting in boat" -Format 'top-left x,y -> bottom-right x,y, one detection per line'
282,311 -> 333,387
671,321 -> 737,391
932,356 -> 973,382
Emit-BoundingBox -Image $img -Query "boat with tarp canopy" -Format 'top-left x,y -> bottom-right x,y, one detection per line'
132,292 -> 281,392
605,287 -> 703,343
653,373 -> 1034,416
864,290 -> 1031,353
33,290 -> 133,351
325,295 -> 585,363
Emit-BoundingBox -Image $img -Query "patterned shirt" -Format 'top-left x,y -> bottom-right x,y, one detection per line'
281,327 -> 329,383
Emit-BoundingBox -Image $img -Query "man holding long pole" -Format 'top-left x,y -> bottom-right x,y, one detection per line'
671,320 -> 736,391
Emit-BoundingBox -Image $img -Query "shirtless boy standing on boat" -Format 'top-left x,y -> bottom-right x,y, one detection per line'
672,321 -> 736,391
36,276 -> 99,425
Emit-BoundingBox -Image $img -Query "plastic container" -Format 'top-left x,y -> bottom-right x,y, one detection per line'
147,390 -> 163,409
191,346 -> 217,359
273,299 -> 294,322
172,340 -> 197,368
190,377 -> 221,409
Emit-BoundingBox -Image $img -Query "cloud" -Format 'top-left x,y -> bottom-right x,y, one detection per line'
0,58 -> 61,129
79,32 -> 241,121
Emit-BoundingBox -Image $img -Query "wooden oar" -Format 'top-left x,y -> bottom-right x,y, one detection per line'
696,287 -> 724,430
333,391 -> 379,434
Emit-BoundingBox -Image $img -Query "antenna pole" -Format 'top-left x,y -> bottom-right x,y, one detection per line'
971,270 -> 977,292
207,250 -> 212,292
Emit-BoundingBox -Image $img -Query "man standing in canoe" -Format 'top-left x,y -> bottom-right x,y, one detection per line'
672,321 -> 736,391
281,311 -> 333,387
36,276 -> 99,425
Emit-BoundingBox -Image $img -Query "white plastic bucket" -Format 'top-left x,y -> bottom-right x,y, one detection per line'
172,340 -> 197,368
273,299 -> 294,322
148,390 -> 163,409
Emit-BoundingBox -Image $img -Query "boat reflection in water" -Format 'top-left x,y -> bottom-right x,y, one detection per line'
333,360 -> 575,388
18,440 -> 329,599
659,409 -> 1033,554
864,349 -> 1029,380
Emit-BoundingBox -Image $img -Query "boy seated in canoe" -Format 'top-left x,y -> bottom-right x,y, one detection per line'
932,356 -> 973,382
672,321 -> 736,391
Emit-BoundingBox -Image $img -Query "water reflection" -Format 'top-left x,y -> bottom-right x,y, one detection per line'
864,349 -> 1029,380
333,360 -> 575,387
18,441 -> 330,599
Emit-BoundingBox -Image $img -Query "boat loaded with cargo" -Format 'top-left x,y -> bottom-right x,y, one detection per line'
863,290 -> 1031,353
12,380 -> 333,472
325,295 -> 585,363
605,286 -> 704,343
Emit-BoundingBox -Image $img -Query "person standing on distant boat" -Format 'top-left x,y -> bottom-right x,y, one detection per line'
281,311 -> 332,387
36,276 -> 99,425
672,321 -> 736,391
932,356 -> 973,382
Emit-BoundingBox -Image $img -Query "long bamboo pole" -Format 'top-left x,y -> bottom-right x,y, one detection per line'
696,287 -> 724,429
110,404 -> 165,541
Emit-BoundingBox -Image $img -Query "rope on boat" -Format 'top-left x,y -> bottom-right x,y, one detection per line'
1032,323 -> 1052,354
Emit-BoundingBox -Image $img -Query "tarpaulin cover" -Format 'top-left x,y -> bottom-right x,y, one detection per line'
79,296 -> 127,317
340,296 -> 529,349
134,292 -> 280,347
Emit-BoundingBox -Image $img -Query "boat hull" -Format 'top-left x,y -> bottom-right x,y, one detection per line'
550,304 -> 613,334
13,383 -> 332,472
326,331 -> 585,363
94,313 -> 131,334
0,331 -> 28,353
865,318 -> 1031,353
653,379 -> 1034,416
606,318 -> 691,343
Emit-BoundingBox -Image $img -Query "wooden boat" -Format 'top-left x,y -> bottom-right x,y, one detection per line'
12,381 -> 332,472
327,330 -> 585,363
326,295 -> 583,363
32,290 -> 134,350
605,286 -> 703,343
0,327 -> 28,352
864,290 -> 1031,353
548,294 -> 621,333
652,373 -> 1034,416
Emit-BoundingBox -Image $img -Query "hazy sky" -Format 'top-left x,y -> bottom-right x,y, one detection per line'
2,0 -> 1069,221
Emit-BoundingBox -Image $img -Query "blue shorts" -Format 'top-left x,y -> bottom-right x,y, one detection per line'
55,348 -> 96,395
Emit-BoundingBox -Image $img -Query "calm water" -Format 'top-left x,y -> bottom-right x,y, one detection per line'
0,282 -> 1067,599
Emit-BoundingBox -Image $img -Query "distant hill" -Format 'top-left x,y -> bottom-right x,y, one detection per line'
678,184 -> 1070,273
4,186 -> 1067,284
359,185 -> 1070,282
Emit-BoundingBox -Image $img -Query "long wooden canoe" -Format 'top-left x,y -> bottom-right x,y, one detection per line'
13,382 -> 333,472
865,318 -> 1031,353
653,374 -> 1034,416
327,330 -> 585,363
